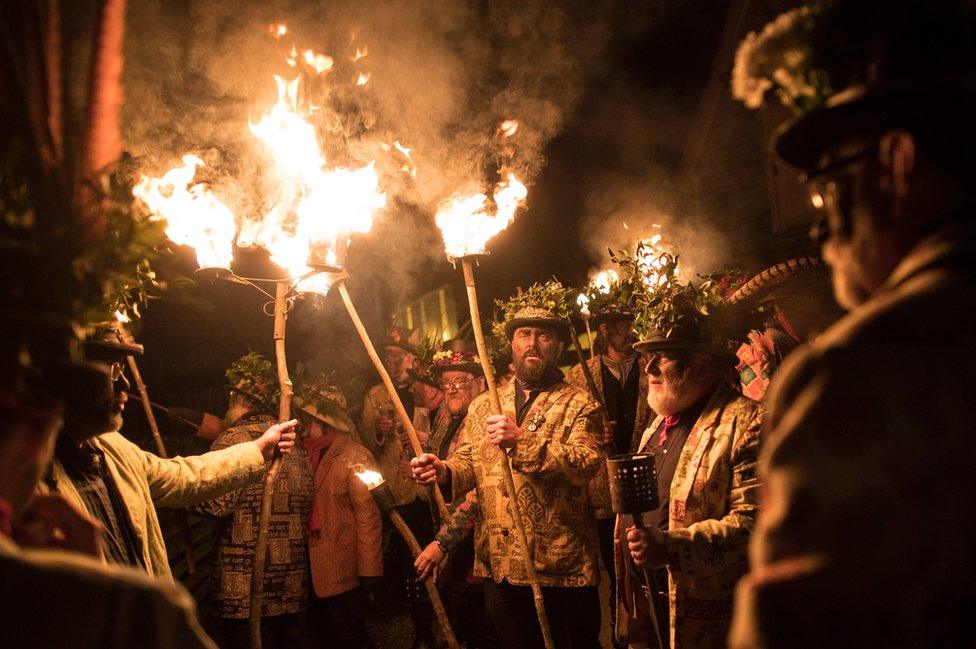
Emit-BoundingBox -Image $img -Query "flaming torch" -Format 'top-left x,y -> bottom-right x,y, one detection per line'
354,467 -> 460,649
434,170 -> 555,649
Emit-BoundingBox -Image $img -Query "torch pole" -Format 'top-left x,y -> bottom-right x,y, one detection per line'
582,314 -> 595,360
118,326 -> 196,574
335,279 -> 452,524
631,515 -> 664,649
250,280 -> 292,649
460,256 -> 555,649
388,509 -> 461,649
566,321 -> 616,456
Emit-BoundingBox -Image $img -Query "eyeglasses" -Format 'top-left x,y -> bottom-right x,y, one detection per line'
438,377 -> 475,392
109,362 -> 125,381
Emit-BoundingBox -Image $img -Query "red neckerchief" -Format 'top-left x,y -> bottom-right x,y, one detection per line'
0,496 -> 12,538
302,436 -> 330,537
658,413 -> 681,447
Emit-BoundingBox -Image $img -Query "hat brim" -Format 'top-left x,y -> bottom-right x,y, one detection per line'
774,82 -> 976,172
591,311 -> 635,328
504,318 -> 571,343
381,341 -> 417,355
299,406 -> 355,434
430,363 -> 484,378
225,384 -> 278,417
633,338 -> 738,366
84,339 -> 144,360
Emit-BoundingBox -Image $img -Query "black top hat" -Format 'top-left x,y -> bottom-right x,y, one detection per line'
632,328 -> 738,366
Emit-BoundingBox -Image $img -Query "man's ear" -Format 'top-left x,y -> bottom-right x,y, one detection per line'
557,341 -> 565,357
879,129 -> 916,202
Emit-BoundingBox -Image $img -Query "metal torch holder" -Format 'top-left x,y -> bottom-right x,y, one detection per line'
366,479 -> 397,514
606,453 -> 664,649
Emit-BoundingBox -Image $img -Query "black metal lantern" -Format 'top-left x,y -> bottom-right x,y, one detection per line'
607,453 -> 658,516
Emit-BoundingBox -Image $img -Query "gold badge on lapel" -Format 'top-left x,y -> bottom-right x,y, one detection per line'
526,410 -> 546,433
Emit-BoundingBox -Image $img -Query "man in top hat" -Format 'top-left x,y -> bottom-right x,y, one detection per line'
298,380 -> 382,649
0,312 -> 222,648
42,331 -> 297,579
729,2 -> 976,646
192,353 -> 314,649
567,305 -> 651,646
619,288 -> 762,649
411,301 -> 606,648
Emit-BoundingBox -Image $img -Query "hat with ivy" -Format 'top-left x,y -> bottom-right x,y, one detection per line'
225,352 -> 279,416
632,278 -> 739,365
496,280 -> 573,344
732,0 -> 976,172
430,339 -> 484,377
84,323 -> 145,363
294,372 -> 355,434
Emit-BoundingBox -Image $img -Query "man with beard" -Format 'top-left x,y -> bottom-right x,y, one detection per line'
619,291 -> 762,649
567,306 -> 651,646
411,303 -> 605,649
43,328 -> 298,578
729,2 -> 976,646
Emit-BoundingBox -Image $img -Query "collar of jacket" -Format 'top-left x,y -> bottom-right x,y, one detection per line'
879,219 -> 976,295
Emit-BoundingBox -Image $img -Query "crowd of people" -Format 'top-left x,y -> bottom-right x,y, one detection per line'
3,0 -> 976,647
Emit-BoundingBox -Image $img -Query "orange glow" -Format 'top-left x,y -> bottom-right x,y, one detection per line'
354,467 -> 384,488
356,72 -> 370,86
133,154 -> 236,270
351,45 -> 368,61
302,49 -> 334,74
499,119 -> 519,137
435,171 -> 528,260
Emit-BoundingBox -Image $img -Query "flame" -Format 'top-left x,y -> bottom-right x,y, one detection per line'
393,140 -> 416,179
302,49 -> 334,74
133,155 -> 236,269
592,269 -> 619,293
248,75 -> 386,286
354,467 -> 384,488
499,119 -> 519,137
114,309 -> 130,324
356,72 -> 370,86
577,293 -> 590,316
635,234 -> 676,289
351,45 -> 368,61
435,171 -> 528,259
269,23 -> 287,38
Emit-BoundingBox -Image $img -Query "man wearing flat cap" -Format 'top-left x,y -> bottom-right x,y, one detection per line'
730,1 -> 976,646
43,336 -> 298,579
412,293 -> 606,649
618,286 -> 762,649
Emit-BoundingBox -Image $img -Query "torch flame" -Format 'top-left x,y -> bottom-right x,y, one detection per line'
354,467 -> 384,488
577,293 -> 590,316
114,309 -> 130,324
499,119 -> 519,137
435,171 -> 528,260
351,45 -> 368,61
302,49 -> 334,74
356,72 -> 370,86
268,23 -> 287,38
248,75 -> 386,288
133,154 -> 236,270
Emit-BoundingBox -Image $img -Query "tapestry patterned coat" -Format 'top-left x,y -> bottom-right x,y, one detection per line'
615,382 -> 762,649
418,406 -> 467,506
446,378 -> 605,588
307,433 -> 383,598
191,414 -> 313,619
567,355 -> 651,518
42,431 -> 267,580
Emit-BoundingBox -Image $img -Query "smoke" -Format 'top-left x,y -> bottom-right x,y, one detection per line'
123,0 -> 615,242
575,79 -> 732,282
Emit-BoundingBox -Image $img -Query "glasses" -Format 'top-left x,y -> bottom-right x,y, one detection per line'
109,362 -> 125,381
438,377 -> 475,392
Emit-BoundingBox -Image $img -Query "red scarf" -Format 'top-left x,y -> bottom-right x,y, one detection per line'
658,413 -> 681,447
0,496 -> 12,538
302,436 -> 330,538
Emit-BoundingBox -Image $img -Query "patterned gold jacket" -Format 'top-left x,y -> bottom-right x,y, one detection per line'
614,382 -> 762,649
191,415 -> 313,619
445,377 -> 605,588
360,383 -> 419,506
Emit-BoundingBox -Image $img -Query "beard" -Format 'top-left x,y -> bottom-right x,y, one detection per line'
823,237 -> 874,310
515,353 -> 554,388
647,367 -> 693,416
